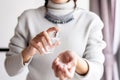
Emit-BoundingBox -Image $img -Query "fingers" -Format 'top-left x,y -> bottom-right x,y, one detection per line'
64,58 -> 76,78
41,31 -> 52,46
53,64 -> 66,80
52,58 -> 64,78
52,58 -> 72,79
52,58 -> 60,77
47,27 -> 60,34
64,65 -> 75,79
41,36 -> 49,52
58,71 -> 66,80
30,40 -> 45,54
52,51 -> 77,79
30,27 -> 60,54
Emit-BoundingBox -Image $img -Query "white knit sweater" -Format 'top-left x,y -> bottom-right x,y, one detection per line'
5,1 -> 106,80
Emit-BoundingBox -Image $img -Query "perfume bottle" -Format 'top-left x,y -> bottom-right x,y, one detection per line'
45,31 -> 60,54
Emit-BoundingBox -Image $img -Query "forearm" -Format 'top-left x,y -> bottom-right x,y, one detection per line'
76,57 -> 89,75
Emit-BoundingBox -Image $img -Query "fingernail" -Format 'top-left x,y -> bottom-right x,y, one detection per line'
46,45 -> 50,51
42,48 -> 46,53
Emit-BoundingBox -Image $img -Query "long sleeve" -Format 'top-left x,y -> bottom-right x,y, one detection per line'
5,11 -> 30,76
75,14 -> 106,80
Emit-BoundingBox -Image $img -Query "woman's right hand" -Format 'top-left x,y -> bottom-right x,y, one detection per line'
22,27 -> 60,63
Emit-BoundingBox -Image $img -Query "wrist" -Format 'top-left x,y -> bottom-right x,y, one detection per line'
22,45 -> 36,63
75,57 -> 89,75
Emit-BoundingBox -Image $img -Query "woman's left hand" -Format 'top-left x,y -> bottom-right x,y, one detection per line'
52,50 -> 77,80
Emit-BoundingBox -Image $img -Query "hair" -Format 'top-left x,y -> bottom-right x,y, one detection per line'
45,0 -> 77,7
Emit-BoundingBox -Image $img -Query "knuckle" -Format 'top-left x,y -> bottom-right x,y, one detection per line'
30,40 -> 36,46
42,31 -> 47,35
41,31 -> 44,34
36,34 -> 41,38
36,31 -> 46,37
36,42 -> 41,46
40,36 -> 44,40
30,42 -> 39,50
65,50 -> 72,53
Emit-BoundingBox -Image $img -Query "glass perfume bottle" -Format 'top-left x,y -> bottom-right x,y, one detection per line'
45,31 -> 60,54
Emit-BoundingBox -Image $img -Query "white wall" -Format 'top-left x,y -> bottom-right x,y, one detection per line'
0,0 -> 89,80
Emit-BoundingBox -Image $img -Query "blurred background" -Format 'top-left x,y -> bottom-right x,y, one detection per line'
0,0 -> 119,80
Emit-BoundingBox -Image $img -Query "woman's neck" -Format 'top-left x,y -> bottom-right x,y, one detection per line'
46,0 -> 75,16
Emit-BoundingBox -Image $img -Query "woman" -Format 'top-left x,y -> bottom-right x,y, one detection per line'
5,0 -> 106,80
